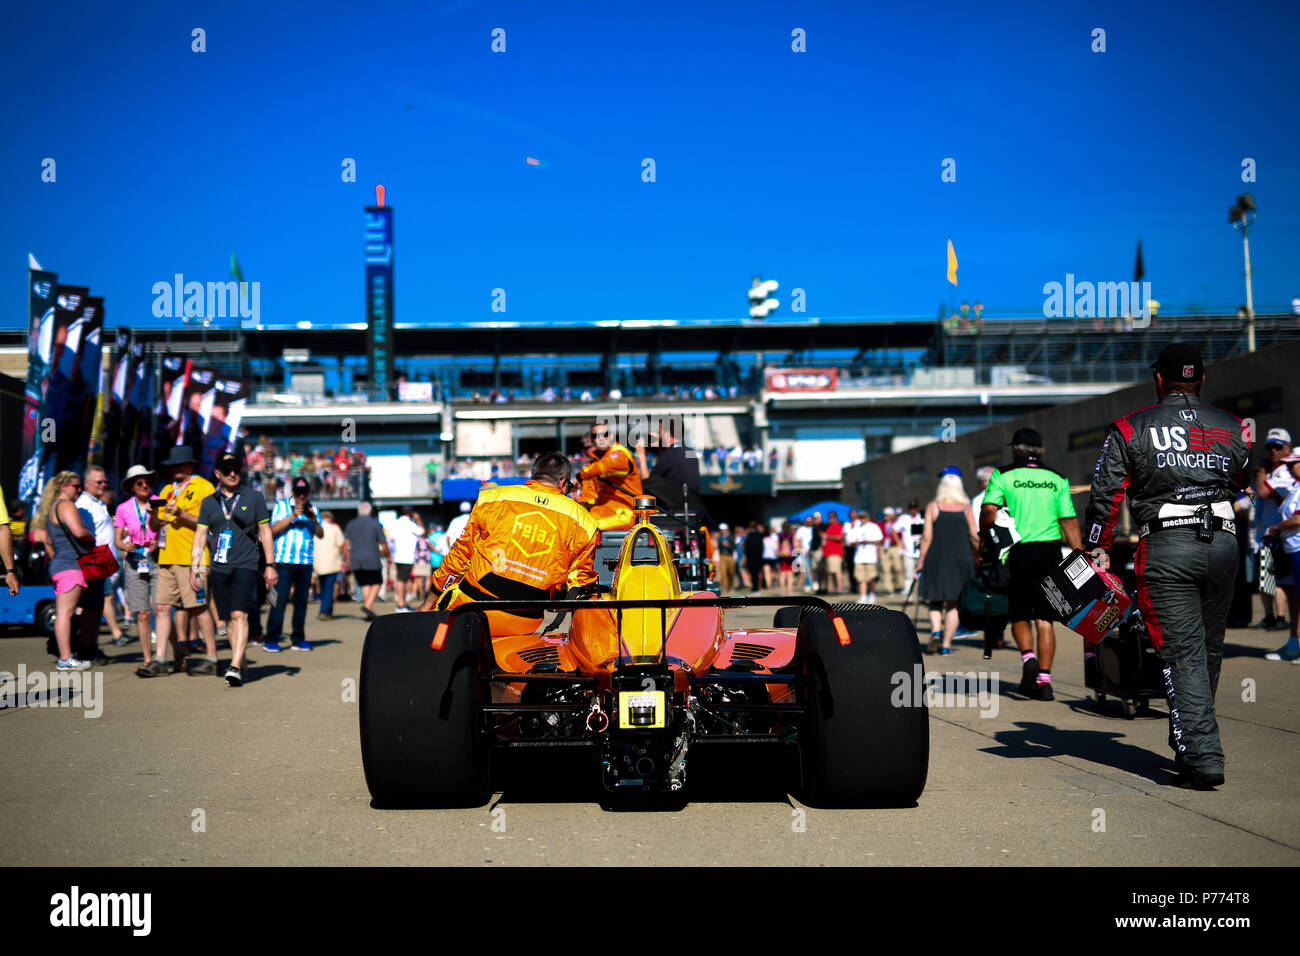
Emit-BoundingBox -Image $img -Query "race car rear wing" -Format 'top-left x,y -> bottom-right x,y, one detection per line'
429,594 -> 853,652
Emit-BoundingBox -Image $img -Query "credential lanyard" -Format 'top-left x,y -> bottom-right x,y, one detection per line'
134,499 -> 150,546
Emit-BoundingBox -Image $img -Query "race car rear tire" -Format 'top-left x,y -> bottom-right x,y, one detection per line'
773,606 -> 802,628
359,610 -> 491,808
797,606 -> 929,807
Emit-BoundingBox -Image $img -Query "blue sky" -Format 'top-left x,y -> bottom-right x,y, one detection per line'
3,0 -> 1297,330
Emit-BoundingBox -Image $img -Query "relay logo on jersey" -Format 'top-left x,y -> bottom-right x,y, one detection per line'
511,510 -> 558,558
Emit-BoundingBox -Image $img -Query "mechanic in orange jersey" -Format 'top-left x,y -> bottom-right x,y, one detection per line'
579,421 -> 643,531
421,452 -> 599,636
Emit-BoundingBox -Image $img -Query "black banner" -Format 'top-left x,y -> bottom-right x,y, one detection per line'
43,285 -> 90,478
99,327 -> 133,490
123,343 -> 154,475
17,269 -> 58,506
155,354 -> 190,467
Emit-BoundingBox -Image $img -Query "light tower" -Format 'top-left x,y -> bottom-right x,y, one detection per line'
748,275 -> 779,319
1228,193 -> 1257,353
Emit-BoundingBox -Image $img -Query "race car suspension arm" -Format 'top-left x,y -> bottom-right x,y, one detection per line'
430,595 -> 853,650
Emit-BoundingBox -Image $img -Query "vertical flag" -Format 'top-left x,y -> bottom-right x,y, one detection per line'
200,376 -> 250,477
99,327 -> 133,489
180,367 -> 215,466
155,354 -> 190,466
946,239 -> 959,286
18,263 -> 58,506
68,296 -> 105,477
41,285 -> 90,485
124,342 -> 154,472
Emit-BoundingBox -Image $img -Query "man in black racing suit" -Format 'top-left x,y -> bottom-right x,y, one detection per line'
1083,343 -> 1251,790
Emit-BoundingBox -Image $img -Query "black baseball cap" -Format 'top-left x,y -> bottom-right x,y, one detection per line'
1151,343 -> 1204,382
1010,427 -> 1043,447
215,452 -> 242,473
291,477 -> 311,494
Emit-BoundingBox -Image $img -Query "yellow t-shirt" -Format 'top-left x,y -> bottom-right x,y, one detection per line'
158,475 -> 215,565
0,487 -> 8,526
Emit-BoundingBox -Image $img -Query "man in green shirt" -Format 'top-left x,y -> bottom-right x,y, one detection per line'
981,428 -> 1083,700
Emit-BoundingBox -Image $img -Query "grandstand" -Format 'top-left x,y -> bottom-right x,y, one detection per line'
2,312 -> 1295,522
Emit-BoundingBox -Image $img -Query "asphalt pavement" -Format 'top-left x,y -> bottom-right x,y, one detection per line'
1,590 -> 1297,866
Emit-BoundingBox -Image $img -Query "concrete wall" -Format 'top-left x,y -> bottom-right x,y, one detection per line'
843,340 -> 1300,517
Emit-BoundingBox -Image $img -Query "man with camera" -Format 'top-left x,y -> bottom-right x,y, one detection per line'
265,475 -> 324,653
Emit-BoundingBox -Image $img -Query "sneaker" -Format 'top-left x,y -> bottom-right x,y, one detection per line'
89,653 -> 111,666
216,626 -> 228,639
135,659 -> 170,678
188,658 -> 219,676
361,607 -> 376,621
112,634 -> 132,647
395,606 -> 412,614
1037,681 -> 1055,701
926,633 -> 940,654
56,656 -> 91,671
262,641 -> 283,654
250,638 -> 265,648
938,646 -> 953,656
1019,657 -> 1040,696
1173,769 -> 1224,790
1264,644 -> 1300,662
1267,618 -> 1291,631
290,641 -> 313,652
317,613 -> 333,621
224,666 -> 243,687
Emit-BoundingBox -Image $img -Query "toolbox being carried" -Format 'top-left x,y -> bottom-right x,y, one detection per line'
1084,609 -> 1166,719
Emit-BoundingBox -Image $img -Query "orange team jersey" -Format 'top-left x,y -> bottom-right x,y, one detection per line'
431,480 -> 599,600
580,443 -> 643,511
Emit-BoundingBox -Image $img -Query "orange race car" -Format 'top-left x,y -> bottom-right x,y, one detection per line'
359,497 -> 929,808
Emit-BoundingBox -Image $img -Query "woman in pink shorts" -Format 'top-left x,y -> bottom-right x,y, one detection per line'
33,471 -> 97,670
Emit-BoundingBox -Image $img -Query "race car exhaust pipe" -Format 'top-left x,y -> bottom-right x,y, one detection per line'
587,701 -> 609,733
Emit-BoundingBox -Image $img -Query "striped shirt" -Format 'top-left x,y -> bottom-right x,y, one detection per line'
271,498 -> 318,565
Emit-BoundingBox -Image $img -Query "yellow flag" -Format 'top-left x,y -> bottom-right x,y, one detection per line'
946,239 -> 958,286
